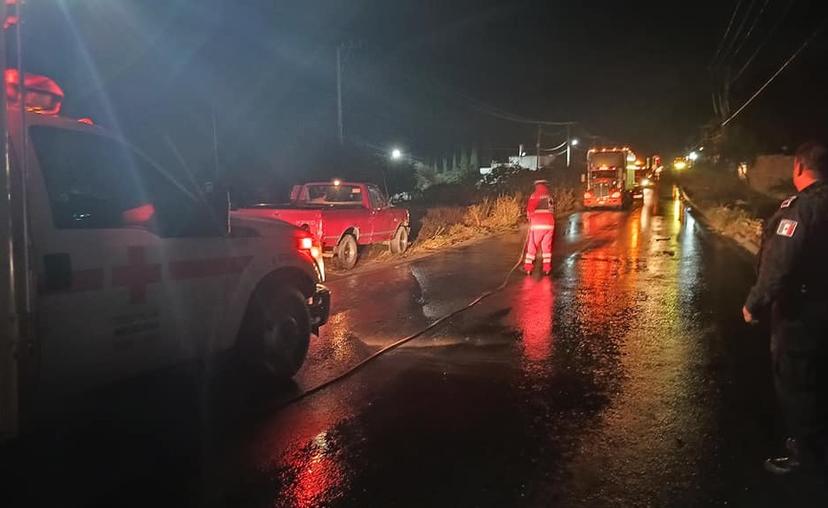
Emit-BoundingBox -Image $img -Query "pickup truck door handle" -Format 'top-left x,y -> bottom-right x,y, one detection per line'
43,253 -> 73,290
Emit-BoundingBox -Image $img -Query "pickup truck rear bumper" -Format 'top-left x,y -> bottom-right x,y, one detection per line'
310,284 -> 331,332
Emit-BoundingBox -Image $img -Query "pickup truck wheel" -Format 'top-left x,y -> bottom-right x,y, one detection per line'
238,286 -> 311,380
390,226 -> 410,254
336,234 -> 359,270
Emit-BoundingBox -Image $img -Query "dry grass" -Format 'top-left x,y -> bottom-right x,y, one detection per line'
705,205 -> 762,252
409,187 -> 581,253
412,194 -> 528,251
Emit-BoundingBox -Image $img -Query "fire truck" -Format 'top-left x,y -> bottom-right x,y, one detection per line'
582,147 -> 637,209
0,70 -> 331,439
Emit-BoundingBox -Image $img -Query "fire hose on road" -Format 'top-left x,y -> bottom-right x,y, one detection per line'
278,227 -> 534,409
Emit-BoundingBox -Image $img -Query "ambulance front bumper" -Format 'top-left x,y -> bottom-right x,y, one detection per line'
310,284 -> 331,332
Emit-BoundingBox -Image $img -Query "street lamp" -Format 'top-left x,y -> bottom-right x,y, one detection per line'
688,151 -> 699,161
566,138 -> 580,168
391,148 -> 402,160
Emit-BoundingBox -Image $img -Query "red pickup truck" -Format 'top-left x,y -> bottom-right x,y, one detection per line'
233,181 -> 410,270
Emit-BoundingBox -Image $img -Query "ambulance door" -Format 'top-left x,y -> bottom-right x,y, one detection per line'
27,123 -> 220,395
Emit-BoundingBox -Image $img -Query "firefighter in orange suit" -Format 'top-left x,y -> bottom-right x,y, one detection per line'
525,180 -> 555,275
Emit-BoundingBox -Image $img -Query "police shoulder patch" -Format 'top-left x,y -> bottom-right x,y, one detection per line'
780,195 -> 798,208
777,219 -> 798,237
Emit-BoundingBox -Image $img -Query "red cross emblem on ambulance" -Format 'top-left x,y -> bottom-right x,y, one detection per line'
112,246 -> 161,304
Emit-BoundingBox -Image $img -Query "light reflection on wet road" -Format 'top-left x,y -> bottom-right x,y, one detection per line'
8,188 -> 828,507
221,188 -> 827,507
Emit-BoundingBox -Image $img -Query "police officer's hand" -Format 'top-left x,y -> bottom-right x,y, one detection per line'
742,305 -> 756,324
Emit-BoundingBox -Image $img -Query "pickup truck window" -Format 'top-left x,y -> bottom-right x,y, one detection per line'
32,126 -> 203,236
304,184 -> 362,206
368,186 -> 387,209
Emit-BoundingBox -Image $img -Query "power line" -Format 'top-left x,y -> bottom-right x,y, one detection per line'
730,0 -> 797,84
730,0 -> 771,63
711,0 -> 747,67
716,0 -> 759,69
722,19 -> 827,126
466,99 -> 575,126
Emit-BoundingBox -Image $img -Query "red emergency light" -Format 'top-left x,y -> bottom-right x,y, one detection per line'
4,0 -> 18,30
5,69 -> 64,115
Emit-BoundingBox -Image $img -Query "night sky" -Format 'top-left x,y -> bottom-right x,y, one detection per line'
18,0 -> 828,191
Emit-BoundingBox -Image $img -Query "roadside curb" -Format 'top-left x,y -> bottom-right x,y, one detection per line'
679,187 -> 760,256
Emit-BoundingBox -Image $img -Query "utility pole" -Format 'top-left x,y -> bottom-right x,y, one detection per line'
535,124 -> 541,170
211,99 -> 220,182
566,124 -> 572,168
335,42 -> 361,145
336,45 -> 344,145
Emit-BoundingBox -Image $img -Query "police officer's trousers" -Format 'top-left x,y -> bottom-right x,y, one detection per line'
771,303 -> 828,462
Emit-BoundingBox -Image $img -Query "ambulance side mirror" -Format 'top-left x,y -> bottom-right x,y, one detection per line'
204,184 -> 230,235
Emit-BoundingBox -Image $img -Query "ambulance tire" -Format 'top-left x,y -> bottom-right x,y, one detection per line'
239,286 -> 311,380
390,226 -> 410,255
336,234 -> 359,270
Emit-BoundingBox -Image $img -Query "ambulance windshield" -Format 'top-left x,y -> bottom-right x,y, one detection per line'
32,126 -> 213,237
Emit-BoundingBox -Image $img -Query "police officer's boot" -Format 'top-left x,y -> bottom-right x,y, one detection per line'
764,437 -> 803,475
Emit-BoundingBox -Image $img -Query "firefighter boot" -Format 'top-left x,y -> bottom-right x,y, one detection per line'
524,264 -> 533,275
542,263 -> 552,276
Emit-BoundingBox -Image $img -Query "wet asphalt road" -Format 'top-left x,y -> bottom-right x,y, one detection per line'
6,188 -> 828,507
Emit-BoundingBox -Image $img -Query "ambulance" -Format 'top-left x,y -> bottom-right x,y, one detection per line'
0,70 -> 330,440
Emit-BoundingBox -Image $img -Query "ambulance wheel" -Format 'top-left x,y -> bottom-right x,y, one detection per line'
336,234 -> 359,270
390,226 -> 410,254
238,286 -> 311,380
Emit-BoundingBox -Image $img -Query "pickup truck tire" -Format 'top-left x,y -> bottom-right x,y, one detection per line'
238,286 -> 311,380
336,234 -> 359,270
390,226 -> 410,254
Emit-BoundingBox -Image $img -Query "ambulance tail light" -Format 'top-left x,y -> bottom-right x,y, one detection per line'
297,231 -> 325,281
297,233 -> 322,262
5,69 -> 64,115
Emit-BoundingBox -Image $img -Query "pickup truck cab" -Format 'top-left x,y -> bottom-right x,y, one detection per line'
0,71 -> 330,439
234,181 -> 410,270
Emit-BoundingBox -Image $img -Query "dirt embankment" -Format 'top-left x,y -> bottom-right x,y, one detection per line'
410,186 -> 577,252
677,165 -> 781,255
340,169 -> 581,271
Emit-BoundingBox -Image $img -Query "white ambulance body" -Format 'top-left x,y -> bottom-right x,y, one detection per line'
0,72 -> 330,439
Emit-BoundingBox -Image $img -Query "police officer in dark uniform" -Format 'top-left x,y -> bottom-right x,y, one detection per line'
743,141 -> 828,475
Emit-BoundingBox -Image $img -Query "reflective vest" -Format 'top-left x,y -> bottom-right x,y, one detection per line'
527,186 -> 555,230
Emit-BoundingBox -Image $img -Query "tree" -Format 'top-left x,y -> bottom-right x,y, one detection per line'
451,152 -> 458,173
470,146 -> 479,175
460,147 -> 470,174
442,156 -> 448,174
